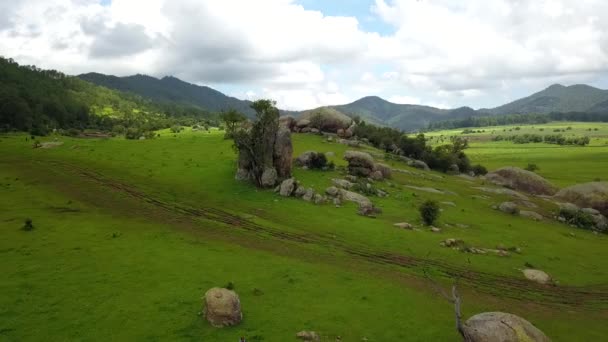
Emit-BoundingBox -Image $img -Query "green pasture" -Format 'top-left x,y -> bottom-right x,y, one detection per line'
1,128 -> 607,341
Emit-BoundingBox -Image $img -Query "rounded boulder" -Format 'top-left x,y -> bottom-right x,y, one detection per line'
203,288 -> 243,327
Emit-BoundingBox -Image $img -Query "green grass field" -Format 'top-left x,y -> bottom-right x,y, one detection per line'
426,122 -> 608,187
1,125 -> 607,341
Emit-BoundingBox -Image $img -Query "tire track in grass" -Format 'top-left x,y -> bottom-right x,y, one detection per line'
36,160 -> 608,309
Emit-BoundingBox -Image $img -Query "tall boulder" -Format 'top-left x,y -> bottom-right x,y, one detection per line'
279,115 -> 297,131
203,288 -> 243,327
236,125 -> 293,187
555,182 -> 608,216
486,167 -> 558,195
463,312 -> 551,342
273,127 -> 293,179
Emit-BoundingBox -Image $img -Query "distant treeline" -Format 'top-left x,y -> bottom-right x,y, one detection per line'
428,112 -> 608,130
0,57 -> 219,136
493,133 -> 590,146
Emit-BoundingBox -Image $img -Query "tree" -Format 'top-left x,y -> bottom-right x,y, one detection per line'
220,109 -> 246,138
232,100 -> 280,187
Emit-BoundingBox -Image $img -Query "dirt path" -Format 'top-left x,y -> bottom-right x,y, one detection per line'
18,159 -> 608,309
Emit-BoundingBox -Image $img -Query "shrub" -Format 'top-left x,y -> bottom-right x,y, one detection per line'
559,208 -> 595,230
170,125 -> 183,133
419,200 -> 440,226
125,127 -> 141,140
224,281 -> 235,290
471,164 -> 488,175
352,180 -> 378,197
525,163 -> 539,172
309,153 -> 328,169
22,218 -> 34,231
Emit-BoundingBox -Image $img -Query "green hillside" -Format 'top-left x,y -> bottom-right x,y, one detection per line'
79,73 -> 256,117
0,57 -> 215,136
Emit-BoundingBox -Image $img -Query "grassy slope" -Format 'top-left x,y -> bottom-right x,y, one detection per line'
426,122 -> 608,187
1,128 -> 607,341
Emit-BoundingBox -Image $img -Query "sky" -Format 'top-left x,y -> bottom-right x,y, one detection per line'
1,0 -> 608,110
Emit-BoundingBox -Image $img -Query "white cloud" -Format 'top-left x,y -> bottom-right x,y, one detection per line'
1,0 -> 608,110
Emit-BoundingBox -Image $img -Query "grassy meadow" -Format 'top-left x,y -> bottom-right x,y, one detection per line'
426,122 -> 608,187
1,124 -> 608,341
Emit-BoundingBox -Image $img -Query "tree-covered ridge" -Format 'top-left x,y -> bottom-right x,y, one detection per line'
484,84 -> 608,115
78,72 -> 256,118
0,57 -> 217,135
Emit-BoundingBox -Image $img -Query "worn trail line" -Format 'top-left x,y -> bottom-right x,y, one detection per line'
41,160 -> 608,309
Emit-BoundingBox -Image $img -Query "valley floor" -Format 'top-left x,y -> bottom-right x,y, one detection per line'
1,129 -> 607,341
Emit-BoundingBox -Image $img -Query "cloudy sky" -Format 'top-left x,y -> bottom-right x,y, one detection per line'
2,0 -> 608,110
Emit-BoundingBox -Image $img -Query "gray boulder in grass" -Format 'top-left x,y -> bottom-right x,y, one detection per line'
203,288 -> 243,327
463,312 -> 551,342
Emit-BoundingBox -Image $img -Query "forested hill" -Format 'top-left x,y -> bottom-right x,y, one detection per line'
0,57 -> 214,135
79,73 -> 256,117
483,84 -> 608,115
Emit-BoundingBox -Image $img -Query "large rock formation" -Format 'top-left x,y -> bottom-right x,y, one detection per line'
235,126 -> 293,187
463,312 -> 551,342
486,167 -> 558,196
203,288 -> 243,327
555,182 -> 608,216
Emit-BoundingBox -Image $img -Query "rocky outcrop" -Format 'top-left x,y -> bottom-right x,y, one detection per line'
486,167 -> 558,195
463,312 -> 551,342
555,182 -> 608,216
203,288 -> 243,327
297,108 -> 352,133
344,151 -> 375,177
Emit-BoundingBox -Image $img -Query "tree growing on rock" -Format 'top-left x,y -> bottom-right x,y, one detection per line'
232,99 -> 292,188
220,109 -> 247,139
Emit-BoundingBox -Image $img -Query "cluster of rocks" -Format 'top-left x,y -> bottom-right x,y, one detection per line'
440,239 -> 514,256
275,178 -> 328,204
343,150 -> 391,180
325,181 -> 382,217
556,202 -> 607,232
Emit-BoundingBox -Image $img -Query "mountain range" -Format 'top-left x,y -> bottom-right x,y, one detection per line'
79,73 -> 608,131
